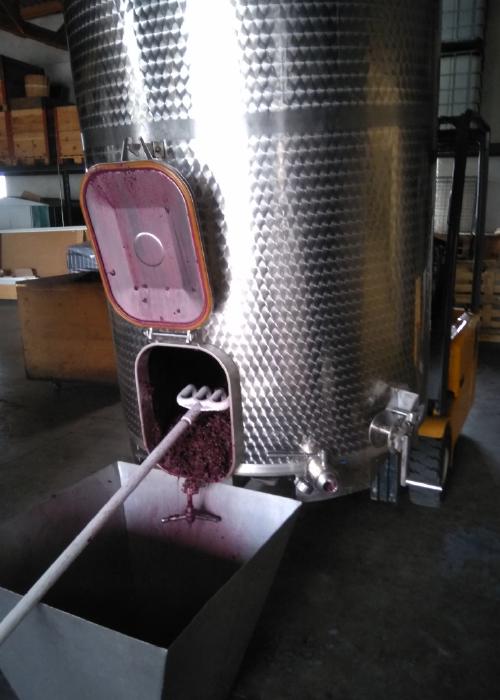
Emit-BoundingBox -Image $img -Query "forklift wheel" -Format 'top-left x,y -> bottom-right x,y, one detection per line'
407,433 -> 451,508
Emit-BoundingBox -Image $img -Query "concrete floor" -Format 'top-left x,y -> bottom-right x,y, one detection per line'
0,299 -> 499,699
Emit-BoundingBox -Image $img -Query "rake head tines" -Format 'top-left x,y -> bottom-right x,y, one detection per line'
176,384 -> 229,412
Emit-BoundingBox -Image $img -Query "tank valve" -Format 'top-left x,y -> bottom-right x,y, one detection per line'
294,447 -> 339,498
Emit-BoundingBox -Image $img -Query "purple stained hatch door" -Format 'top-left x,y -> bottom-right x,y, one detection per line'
80,160 -> 213,331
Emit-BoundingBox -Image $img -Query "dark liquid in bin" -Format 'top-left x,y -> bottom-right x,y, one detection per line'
43,532 -> 240,648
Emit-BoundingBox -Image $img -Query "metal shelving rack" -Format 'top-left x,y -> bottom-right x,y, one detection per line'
0,162 -> 85,226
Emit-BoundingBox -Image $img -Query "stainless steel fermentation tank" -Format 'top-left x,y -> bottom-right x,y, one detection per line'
65,0 -> 440,499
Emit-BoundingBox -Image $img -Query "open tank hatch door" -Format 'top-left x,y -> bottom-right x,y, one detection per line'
80,160 -> 212,331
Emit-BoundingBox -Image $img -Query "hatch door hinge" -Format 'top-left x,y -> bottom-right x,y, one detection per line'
144,328 -> 193,344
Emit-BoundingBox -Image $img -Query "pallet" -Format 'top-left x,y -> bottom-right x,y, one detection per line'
456,258 -> 500,342
12,156 -> 50,166
56,150 -> 84,165
480,331 -> 500,343
9,96 -> 48,110
57,156 -> 84,165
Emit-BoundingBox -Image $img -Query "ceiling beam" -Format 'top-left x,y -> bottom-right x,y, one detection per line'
0,0 -> 66,50
20,1 -> 64,20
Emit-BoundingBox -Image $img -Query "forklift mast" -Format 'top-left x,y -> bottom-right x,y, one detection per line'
371,111 -> 490,505
434,111 -> 490,417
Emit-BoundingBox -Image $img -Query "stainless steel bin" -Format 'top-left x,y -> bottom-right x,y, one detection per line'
0,463 -> 300,700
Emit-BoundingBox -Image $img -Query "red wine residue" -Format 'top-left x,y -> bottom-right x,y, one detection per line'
156,410 -> 232,494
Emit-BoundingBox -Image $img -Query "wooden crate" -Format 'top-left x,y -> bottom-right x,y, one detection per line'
25,74 -> 49,97
435,232 -> 500,259
0,56 -> 44,105
0,110 -> 13,164
11,107 -> 49,164
54,105 -> 84,163
455,258 -> 500,342
17,273 -> 117,384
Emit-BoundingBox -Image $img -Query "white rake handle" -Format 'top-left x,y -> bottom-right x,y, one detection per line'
0,403 -> 202,647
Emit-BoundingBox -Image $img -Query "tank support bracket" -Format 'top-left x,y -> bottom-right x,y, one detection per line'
369,387 -> 424,488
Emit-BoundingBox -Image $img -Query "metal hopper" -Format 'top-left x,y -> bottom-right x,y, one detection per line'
0,463 -> 300,700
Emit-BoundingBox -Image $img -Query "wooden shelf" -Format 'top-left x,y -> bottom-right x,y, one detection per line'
0,162 -> 84,176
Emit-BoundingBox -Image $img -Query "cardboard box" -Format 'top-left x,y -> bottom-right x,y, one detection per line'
0,227 -> 86,299
0,276 -> 36,300
0,197 -> 50,229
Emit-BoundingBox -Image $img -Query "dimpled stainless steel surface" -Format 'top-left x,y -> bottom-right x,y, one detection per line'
65,0 -> 439,489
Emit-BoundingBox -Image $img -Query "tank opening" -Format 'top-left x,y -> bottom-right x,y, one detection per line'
136,345 -> 234,484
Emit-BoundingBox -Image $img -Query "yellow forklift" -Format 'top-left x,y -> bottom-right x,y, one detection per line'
407,111 -> 490,506
372,111 -> 490,507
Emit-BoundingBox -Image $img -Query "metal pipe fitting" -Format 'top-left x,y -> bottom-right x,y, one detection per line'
306,453 -> 339,494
